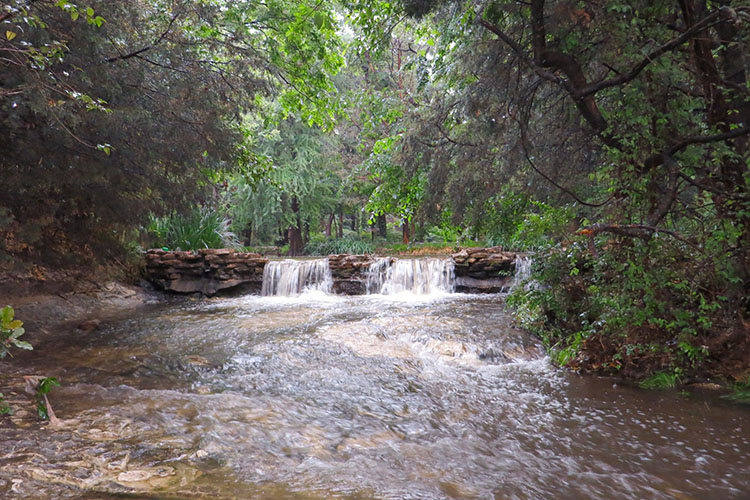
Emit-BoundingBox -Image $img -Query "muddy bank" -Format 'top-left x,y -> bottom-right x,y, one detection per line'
2,282 -> 161,335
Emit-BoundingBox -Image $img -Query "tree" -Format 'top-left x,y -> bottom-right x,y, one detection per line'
348,0 -> 750,380
1,0 -> 344,267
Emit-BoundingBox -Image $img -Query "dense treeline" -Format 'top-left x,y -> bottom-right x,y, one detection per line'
2,0 -> 749,384
1,0 -> 341,266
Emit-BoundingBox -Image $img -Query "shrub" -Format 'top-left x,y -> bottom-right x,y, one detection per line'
1,306 -> 32,359
36,377 -> 60,420
148,207 -> 240,250
508,229 -> 742,382
304,237 -> 374,255
639,371 -> 680,390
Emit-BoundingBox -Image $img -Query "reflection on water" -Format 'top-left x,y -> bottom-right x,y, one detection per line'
2,292 -> 750,499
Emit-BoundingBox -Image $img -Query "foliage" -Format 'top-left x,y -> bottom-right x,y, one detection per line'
148,208 -> 240,251
722,377 -> 750,404
482,192 -> 574,251
1,306 -> 32,359
346,0 -> 750,382
0,393 -> 12,416
1,0 -> 346,267
305,237 -> 374,255
221,175 -> 282,246
35,376 -> 60,421
508,231 -> 733,379
639,372 -> 681,391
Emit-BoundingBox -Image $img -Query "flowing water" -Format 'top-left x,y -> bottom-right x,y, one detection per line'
2,260 -> 750,499
366,258 -> 455,296
262,259 -> 333,296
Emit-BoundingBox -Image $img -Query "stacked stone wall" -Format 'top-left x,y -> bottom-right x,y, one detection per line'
327,254 -> 383,294
145,249 -> 267,295
144,248 -> 521,295
452,247 -> 518,293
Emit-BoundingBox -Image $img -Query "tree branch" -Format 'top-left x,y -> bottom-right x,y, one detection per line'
582,224 -> 698,248
578,7 -> 736,97
644,124 -> 750,171
0,0 -> 40,23
105,11 -> 180,63
517,115 -> 614,208
479,5 -> 620,149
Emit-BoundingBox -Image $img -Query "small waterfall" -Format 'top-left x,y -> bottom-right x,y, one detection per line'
365,257 -> 391,294
261,258 -> 333,296
366,257 -> 455,295
511,255 -> 533,290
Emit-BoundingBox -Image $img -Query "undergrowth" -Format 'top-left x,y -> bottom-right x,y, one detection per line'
508,232 -> 749,385
304,237 -> 374,255
148,207 -> 240,251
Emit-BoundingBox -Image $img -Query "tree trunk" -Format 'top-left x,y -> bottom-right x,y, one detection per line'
325,214 -> 334,237
402,218 -> 410,244
287,196 -> 303,256
337,208 -> 344,238
377,214 -> 387,238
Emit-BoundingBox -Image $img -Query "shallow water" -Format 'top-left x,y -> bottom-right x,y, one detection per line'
1,292 -> 749,499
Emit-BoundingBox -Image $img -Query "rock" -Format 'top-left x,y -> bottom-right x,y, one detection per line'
118,470 -> 154,482
199,248 -> 233,255
144,249 -> 268,295
455,276 -> 510,294
689,382 -> 723,390
77,319 -> 100,333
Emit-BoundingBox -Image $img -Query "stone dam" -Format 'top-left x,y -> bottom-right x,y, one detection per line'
144,247 -> 528,295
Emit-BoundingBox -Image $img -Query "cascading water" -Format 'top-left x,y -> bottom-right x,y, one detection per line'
366,257 -> 455,295
261,258 -> 333,296
511,254 -> 533,290
365,257 -> 391,294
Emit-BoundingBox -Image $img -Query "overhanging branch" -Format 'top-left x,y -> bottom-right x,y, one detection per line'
578,7 -> 739,97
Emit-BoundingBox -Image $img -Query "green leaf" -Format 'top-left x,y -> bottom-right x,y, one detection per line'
9,327 -> 25,339
12,340 -> 32,351
1,306 -> 12,324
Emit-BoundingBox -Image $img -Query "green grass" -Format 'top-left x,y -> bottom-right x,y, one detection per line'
639,371 -> 680,390
304,237 -> 375,255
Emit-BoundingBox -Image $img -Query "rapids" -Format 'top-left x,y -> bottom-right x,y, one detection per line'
1,264 -> 749,498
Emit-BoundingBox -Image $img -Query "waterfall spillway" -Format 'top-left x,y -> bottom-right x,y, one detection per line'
261,258 -> 333,296
511,255 -> 533,290
366,257 -> 455,295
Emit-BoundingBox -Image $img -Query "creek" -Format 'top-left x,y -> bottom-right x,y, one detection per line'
1,258 -> 749,498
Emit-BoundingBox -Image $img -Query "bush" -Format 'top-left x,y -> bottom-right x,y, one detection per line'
508,231 -> 740,382
148,207 -> 240,250
1,306 -> 32,359
484,197 -> 574,251
304,237 -> 374,255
